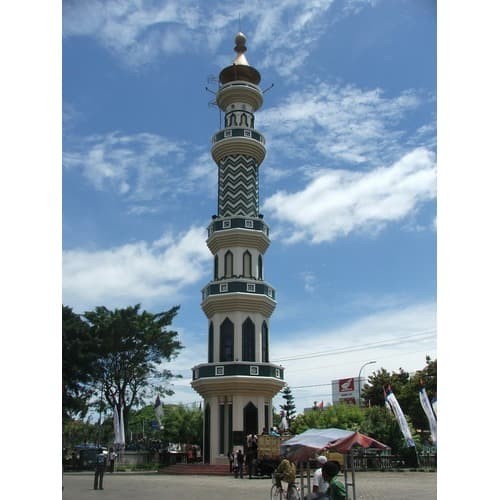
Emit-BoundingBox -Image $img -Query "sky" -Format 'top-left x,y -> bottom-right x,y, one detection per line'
61,0 -> 437,414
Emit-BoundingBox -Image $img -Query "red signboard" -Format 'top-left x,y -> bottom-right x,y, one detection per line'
338,378 -> 355,392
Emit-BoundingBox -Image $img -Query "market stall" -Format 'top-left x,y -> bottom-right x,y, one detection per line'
280,428 -> 389,500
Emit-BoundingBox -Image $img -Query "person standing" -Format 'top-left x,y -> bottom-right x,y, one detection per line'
93,448 -> 107,490
321,461 -> 346,500
235,449 -> 244,478
108,448 -> 117,473
306,455 -> 329,499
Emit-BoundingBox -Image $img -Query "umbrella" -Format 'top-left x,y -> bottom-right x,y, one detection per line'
280,428 -> 388,462
325,431 -> 389,454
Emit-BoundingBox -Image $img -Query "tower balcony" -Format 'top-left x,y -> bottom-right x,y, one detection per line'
201,279 -> 276,317
211,128 -> 266,165
216,80 -> 263,111
207,217 -> 270,254
191,361 -> 285,398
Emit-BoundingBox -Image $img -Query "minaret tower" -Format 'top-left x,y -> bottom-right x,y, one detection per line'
191,32 -> 285,465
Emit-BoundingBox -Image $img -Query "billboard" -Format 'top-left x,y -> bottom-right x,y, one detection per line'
331,377 -> 366,405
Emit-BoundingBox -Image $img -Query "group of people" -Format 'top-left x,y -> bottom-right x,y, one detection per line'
228,433 -> 259,478
274,454 -> 346,500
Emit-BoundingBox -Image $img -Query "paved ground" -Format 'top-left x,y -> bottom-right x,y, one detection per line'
62,471 -> 436,500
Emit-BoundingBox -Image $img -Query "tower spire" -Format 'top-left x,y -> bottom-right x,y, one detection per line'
233,32 -> 249,66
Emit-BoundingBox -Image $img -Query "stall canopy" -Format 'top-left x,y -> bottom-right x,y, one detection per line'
280,428 -> 389,462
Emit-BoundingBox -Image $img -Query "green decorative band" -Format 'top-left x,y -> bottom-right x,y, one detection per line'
192,362 -> 284,381
208,217 -> 269,237
212,128 -> 265,145
202,280 -> 275,301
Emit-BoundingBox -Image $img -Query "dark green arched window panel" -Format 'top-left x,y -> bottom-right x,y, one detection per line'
224,250 -> 233,277
214,255 -> 219,280
258,255 -> 263,279
208,322 -> 214,363
220,318 -> 234,362
243,250 -> 252,278
242,317 -> 255,362
262,321 -> 269,363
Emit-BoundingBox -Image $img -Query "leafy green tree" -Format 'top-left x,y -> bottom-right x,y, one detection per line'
359,405 -> 408,454
62,305 -> 99,421
361,367 -> 410,407
63,418 -> 99,449
83,304 -> 184,436
398,357 -> 437,433
291,403 -> 365,435
280,384 -> 297,423
163,404 -> 203,445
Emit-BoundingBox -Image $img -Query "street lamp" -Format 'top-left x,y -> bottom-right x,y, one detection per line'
358,361 -> 376,406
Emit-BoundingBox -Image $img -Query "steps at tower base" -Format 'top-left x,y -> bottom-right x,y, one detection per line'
158,463 -> 232,476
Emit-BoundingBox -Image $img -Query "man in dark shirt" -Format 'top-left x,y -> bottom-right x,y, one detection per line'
93,449 -> 107,490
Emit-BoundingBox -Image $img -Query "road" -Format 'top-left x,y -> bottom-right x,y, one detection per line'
62,471 -> 436,499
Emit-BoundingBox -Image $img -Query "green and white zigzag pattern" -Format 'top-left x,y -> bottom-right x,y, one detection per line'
218,155 -> 259,217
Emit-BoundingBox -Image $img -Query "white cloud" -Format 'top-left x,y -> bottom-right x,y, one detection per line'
63,131 -> 191,203
63,225 -> 212,311
62,0 -> 378,72
263,148 -> 436,244
260,83 -> 423,166
301,271 -> 317,293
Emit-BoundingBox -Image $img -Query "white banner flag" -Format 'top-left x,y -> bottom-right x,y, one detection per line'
114,404 -> 125,446
120,404 -> 126,445
419,386 -> 437,445
386,387 -> 415,447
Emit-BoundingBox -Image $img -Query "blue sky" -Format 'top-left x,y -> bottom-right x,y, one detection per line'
61,0 -> 437,413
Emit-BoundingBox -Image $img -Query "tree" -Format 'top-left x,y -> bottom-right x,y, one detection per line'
62,305 -> 100,421
360,406 -> 410,454
279,384 -> 297,423
361,367 -> 411,408
160,404 -> 203,445
83,304 -> 183,436
397,357 -> 437,433
291,403 -> 365,435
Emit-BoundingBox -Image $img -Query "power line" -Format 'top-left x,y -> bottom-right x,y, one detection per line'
271,329 -> 436,363
288,347 -> 436,374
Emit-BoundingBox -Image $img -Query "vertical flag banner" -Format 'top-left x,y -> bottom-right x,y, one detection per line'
154,395 -> 164,429
419,383 -> 437,445
383,387 -> 393,414
385,386 -> 415,447
119,404 -> 125,445
113,404 -> 125,447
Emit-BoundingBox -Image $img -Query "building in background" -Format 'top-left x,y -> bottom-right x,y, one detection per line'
191,32 -> 285,465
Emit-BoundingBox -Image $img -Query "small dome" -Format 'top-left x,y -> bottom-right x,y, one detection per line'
235,32 -> 246,46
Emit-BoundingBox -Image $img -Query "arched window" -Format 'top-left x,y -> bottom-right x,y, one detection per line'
243,251 -> 252,278
214,255 -> 219,280
261,321 -> 269,363
258,255 -> 263,279
224,251 -> 233,278
208,322 -> 214,363
242,317 -> 255,362
243,401 -> 258,436
220,318 -> 234,362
